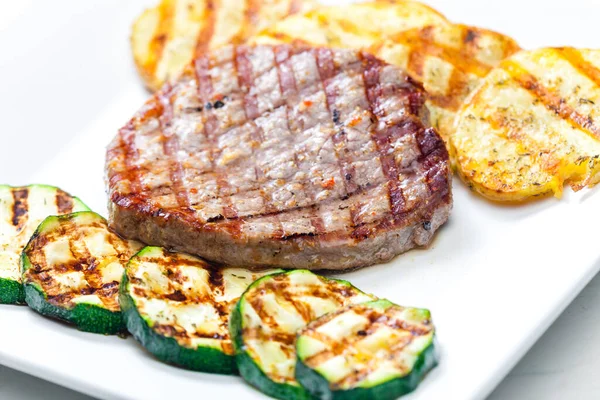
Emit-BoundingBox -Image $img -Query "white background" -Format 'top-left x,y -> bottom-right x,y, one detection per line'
0,0 -> 599,399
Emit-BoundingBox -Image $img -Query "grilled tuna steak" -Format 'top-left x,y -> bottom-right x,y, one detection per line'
106,44 -> 452,270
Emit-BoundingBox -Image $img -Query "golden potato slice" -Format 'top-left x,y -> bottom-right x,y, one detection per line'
252,1 -> 520,146
253,0 -> 448,47
451,48 -> 600,201
131,0 -> 314,90
372,24 -> 520,143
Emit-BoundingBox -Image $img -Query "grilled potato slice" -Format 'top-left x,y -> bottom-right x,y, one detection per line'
253,0 -> 448,48
131,0 -> 315,90
451,48 -> 600,201
252,1 -> 520,145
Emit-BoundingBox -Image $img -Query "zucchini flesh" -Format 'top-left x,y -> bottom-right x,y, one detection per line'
0,185 -> 89,304
21,211 -> 141,334
230,270 -> 375,400
121,246 -> 281,374
296,299 -> 437,400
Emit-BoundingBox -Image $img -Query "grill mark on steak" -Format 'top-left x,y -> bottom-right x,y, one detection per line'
360,54 -> 407,223
137,185 -> 385,223
316,48 -> 358,198
236,46 -> 260,120
268,46 -> 299,238
224,46 -> 319,239
234,46 -> 270,212
114,121 -> 144,200
314,48 -> 368,230
416,127 -> 451,204
160,84 -> 190,208
236,45 -> 286,238
195,56 -> 240,225
282,48 -> 326,237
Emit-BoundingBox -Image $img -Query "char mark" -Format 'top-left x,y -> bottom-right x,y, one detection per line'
11,188 -> 29,229
556,47 -> 600,89
55,189 -> 74,214
280,231 -> 316,241
207,266 -> 224,290
360,55 -> 407,220
505,60 -> 600,140
464,29 -> 478,43
332,109 -> 341,125
165,290 -> 187,302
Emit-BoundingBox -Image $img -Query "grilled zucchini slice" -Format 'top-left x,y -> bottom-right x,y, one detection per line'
131,0 -> 315,91
0,185 -> 89,304
252,1 -> 520,146
21,211 -> 142,334
121,246 -> 281,374
296,299 -> 437,400
451,48 -> 600,201
230,269 -> 375,400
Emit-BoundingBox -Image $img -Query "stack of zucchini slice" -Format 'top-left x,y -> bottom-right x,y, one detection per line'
0,183 -> 438,399
230,270 -> 375,399
229,271 -> 438,399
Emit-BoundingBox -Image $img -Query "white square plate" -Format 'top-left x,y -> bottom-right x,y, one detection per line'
1,1 -> 599,399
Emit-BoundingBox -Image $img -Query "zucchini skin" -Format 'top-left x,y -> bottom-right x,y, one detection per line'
229,297 -> 315,400
120,272 -> 238,374
295,344 -> 437,400
0,278 -> 24,305
23,281 -> 125,335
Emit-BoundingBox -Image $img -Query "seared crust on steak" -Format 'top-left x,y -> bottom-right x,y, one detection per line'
106,44 -> 452,270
